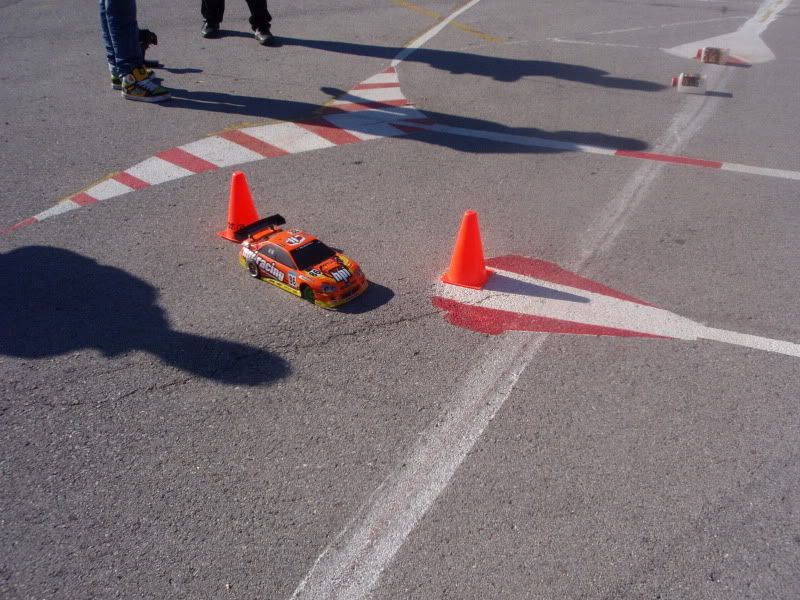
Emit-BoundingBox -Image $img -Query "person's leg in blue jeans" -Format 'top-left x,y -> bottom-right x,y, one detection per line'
98,0 -> 170,101
98,0 -> 142,77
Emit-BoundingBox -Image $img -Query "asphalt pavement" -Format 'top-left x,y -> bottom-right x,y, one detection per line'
2,1 -> 799,599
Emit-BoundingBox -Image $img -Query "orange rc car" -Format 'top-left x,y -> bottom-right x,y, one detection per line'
236,214 -> 368,309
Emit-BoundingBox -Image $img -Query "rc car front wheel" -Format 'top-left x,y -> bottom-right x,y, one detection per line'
301,286 -> 315,304
247,262 -> 260,278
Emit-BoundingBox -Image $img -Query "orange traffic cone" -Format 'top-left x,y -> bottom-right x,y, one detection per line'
442,210 -> 492,289
218,171 -> 260,241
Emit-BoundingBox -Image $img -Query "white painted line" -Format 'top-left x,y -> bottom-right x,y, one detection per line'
721,162 -> 800,181
126,156 -> 194,185
288,16 -> 752,597
241,122 -> 335,153
83,178 -> 133,201
428,123 -> 618,155
34,200 -> 80,221
583,67 -> 734,262
326,105 -> 412,124
180,136 -> 265,168
347,105 -> 428,123
331,87 -> 407,105
700,327 -> 800,358
391,0 -> 484,67
393,112 -> 800,182
288,332 -> 549,600
321,114 -> 406,141
549,38 -> 643,49
590,16 -> 746,36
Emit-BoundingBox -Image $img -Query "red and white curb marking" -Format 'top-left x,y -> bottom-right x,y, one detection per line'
7,108 -> 798,237
433,255 -> 800,358
6,40 -> 800,236
2,67 -> 431,236
397,121 -> 800,181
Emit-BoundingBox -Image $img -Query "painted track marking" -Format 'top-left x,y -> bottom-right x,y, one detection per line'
433,257 -> 800,358
1,68 -> 428,236
391,0 -> 502,43
3,0 -> 798,236
287,2 -> 796,597
5,99 -> 799,237
590,16 -> 747,36
663,0 -> 793,63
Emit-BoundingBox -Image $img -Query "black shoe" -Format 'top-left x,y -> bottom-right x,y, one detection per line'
254,27 -> 274,46
201,21 -> 220,38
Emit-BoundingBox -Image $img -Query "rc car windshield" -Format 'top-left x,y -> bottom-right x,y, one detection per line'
291,240 -> 336,270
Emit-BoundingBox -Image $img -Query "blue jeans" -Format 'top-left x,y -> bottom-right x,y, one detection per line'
98,0 -> 142,77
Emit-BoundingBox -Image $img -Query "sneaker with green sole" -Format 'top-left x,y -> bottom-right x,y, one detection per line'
121,66 -> 171,102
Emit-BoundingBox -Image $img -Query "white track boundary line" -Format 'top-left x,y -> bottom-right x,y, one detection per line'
287,3 -> 800,597
286,4 -> 748,600
590,16 -> 746,36
391,0 -> 484,67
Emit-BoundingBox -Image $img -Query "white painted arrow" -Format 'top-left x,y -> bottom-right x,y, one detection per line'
433,256 -> 800,358
663,0 -> 793,64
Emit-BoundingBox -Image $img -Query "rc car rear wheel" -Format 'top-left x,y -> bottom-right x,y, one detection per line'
301,286 -> 315,304
247,261 -> 260,278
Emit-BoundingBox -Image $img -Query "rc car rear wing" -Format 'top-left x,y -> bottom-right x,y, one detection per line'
236,214 -> 286,241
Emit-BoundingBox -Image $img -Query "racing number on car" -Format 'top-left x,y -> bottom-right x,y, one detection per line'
287,272 -> 297,287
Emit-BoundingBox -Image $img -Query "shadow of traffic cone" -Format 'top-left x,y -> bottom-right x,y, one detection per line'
442,210 -> 492,289
218,171 -> 260,241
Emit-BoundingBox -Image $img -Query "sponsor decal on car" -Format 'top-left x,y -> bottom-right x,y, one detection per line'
243,247 -> 285,282
330,267 -> 351,282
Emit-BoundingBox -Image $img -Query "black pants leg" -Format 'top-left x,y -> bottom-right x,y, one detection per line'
246,0 -> 271,30
201,0 -> 224,24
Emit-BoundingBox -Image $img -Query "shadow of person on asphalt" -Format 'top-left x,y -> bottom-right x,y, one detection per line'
277,37 -> 667,90
0,247 -> 291,386
159,67 -> 204,75
163,90 -> 649,154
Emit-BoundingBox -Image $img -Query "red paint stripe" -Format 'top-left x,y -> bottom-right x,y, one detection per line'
1,216 -> 37,235
71,193 -> 98,206
321,99 -> 411,114
383,67 -> 396,74
296,119 -> 362,145
218,130 -> 289,158
432,297 -> 670,338
352,83 -> 401,90
486,255 -> 654,307
156,147 -> 218,173
615,150 -> 723,169
112,171 -> 150,190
